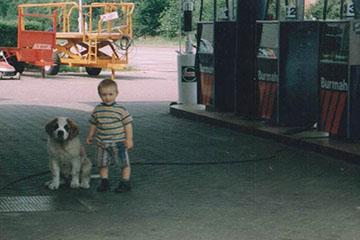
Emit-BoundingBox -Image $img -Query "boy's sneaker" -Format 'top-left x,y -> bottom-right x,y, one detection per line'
114,181 -> 131,193
97,179 -> 110,192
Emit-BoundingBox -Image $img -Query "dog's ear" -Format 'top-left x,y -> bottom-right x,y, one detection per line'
67,118 -> 79,140
45,118 -> 58,136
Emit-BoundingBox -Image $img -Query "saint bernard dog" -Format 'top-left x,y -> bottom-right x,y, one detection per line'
45,117 -> 91,190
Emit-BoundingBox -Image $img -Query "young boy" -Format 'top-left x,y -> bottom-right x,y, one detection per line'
86,79 -> 133,193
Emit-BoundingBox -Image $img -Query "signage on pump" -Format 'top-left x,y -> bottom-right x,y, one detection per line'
182,66 -> 196,82
285,5 -> 296,19
343,2 -> 355,18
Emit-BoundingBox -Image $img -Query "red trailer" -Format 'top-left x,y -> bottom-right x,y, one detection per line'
0,8 -> 57,77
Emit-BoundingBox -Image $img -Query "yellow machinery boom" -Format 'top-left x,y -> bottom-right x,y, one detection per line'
18,2 -> 134,79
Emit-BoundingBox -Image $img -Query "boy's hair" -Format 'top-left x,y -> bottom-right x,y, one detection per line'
98,79 -> 118,94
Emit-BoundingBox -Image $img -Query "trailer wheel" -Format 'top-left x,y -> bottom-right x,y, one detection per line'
8,56 -> 25,73
45,53 -> 60,75
86,67 -> 102,76
14,72 -> 21,80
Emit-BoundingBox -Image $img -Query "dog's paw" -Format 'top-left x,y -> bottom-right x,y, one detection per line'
47,181 -> 60,190
70,180 -> 80,189
80,181 -> 90,189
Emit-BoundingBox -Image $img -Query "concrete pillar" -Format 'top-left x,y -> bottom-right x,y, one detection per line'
234,0 -> 258,116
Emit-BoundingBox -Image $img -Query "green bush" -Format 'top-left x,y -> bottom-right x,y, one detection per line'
0,20 -> 18,47
306,0 -> 341,20
0,0 -> 216,40
132,0 -> 170,37
0,19 -> 46,47
157,0 -> 217,39
158,1 -> 179,38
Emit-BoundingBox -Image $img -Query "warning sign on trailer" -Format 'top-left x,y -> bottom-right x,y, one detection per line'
100,11 -> 119,22
33,43 -> 52,50
182,66 -> 196,82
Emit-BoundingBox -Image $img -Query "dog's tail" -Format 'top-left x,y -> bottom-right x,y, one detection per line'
80,144 -> 92,170
80,145 -> 87,159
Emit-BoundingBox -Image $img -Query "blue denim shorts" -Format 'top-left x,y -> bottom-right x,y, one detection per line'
96,142 -> 130,168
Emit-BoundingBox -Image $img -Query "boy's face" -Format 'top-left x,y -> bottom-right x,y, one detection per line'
99,86 -> 118,105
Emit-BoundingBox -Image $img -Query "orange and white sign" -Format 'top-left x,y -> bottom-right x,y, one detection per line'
100,11 -> 119,22
33,44 -> 52,50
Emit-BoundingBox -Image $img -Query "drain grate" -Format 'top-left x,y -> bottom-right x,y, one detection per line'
0,196 -> 56,212
0,195 -> 91,213
0,196 -> 58,213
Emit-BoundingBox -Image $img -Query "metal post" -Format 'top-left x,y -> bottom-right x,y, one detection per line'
355,0 -> 360,19
265,0 -> 270,19
340,0 -> 344,19
214,0 -> 217,21
41,67 -> 45,78
227,0 -> 234,20
259,0 -> 268,20
78,0 -> 83,33
323,0 -> 328,20
225,0 -> 229,19
178,0 -> 182,53
296,0 -> 304,20
276,0 -> 280,20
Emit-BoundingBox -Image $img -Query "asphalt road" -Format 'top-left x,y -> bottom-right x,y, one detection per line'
1,46 -> 360,240
0,45 -> 178,109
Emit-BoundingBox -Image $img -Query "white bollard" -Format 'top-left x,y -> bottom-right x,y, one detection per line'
177,52 -> 197,104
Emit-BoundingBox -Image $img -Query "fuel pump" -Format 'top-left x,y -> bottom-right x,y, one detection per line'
177,0 -> 197,104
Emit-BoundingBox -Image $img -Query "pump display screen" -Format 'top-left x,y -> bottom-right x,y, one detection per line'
197,22 -> 214,74
257,22 -> 279,83
257,22 -> 278,59
319,22 -> 349,63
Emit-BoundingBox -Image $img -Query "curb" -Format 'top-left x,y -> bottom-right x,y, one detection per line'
170,104 -> 360,164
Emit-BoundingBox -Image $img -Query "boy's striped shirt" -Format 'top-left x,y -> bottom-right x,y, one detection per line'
89,102 -> 133,143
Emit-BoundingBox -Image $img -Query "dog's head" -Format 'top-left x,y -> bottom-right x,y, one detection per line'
45,117 -> 79,142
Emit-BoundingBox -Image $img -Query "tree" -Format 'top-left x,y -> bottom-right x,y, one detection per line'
0,0 -> 232,39
157,1 -> 179,38
132,0 -> 170,37
157,0 -> 223,39
306,0 -> 341,20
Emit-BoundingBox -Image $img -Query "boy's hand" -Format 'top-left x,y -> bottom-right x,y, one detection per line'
86,125 -> 96,145
124,123 -> 133,150
124,138 -> 133,150
86,136 -> 93,145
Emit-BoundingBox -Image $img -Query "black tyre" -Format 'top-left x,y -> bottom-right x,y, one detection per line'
85,67 -> 102,76
45,53 -> 60,75
170,102 -> 178,106
8,56 -> 25,73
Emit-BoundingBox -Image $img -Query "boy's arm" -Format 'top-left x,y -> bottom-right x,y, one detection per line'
86,124 -> 97,145
124,123 -> 133,149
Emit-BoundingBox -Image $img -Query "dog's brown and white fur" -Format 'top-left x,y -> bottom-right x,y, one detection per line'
45,117 -> 91,190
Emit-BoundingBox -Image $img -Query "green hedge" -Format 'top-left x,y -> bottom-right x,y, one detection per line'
0,19 -> 46,47
0,20 -> 18,47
